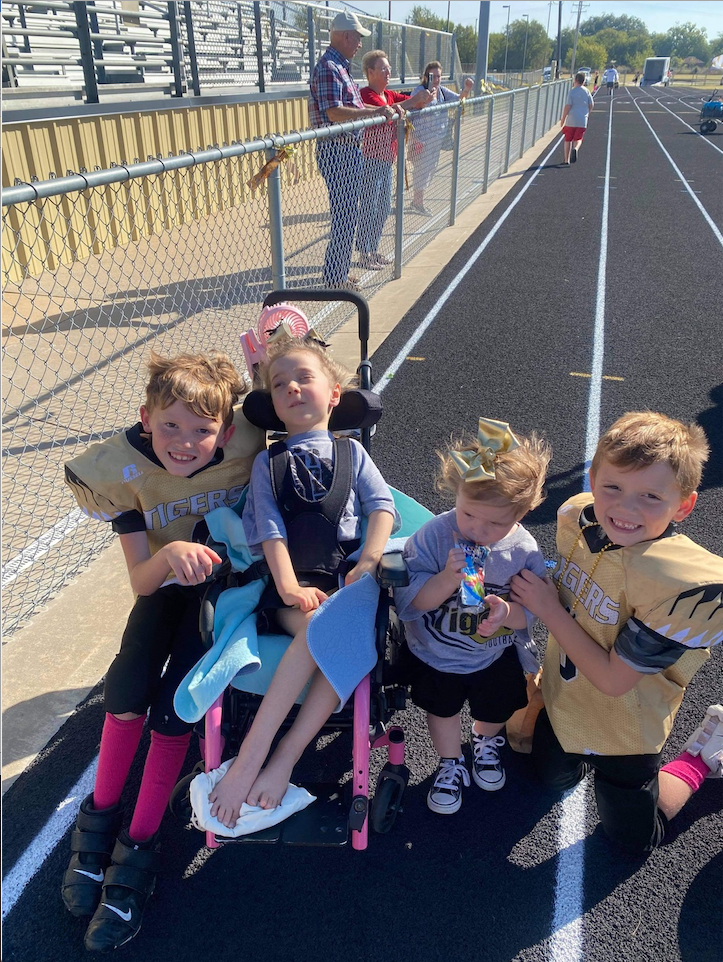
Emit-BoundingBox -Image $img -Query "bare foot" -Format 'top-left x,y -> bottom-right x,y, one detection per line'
246,755 -> 295,810
209,755 -> 264,828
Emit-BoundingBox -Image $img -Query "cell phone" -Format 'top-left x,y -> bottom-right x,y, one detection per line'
423,76 -> 430,90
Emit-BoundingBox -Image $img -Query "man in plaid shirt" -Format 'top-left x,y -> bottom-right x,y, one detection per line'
309,11 -> 402,290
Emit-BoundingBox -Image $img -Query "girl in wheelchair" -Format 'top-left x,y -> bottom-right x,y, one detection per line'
394,419 -> 551,815
209,335 -> 398,827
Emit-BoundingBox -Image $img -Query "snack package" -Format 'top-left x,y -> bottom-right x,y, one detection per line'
457,541 -> 490,612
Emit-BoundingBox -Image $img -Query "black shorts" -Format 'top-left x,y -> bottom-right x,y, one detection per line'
403,643 -> 528,723
104,583 -> 206,736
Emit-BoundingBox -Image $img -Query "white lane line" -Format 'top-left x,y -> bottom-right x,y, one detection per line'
631,98 -> 723,247
548,88 -> 617,962
373,135 -> 564,393
550,786 -> 588,953
2,757 -> 98,919
583,94 -> 615,476
1,508 -> 89,588
643,95 -> 723,155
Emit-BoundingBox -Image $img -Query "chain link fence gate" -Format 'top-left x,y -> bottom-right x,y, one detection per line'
2,80 -> 569,635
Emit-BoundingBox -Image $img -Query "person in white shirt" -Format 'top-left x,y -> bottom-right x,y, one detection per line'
602,65 -> 619,95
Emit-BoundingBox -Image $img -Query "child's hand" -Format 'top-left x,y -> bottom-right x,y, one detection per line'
510,569 -> 559,619
281,585 -> 328,613
164,542 -> 222,586
344,557 -> 378,585
476,594 -> 510,637
444,546 -> 467,582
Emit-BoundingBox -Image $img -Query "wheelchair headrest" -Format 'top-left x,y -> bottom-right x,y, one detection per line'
242,388 -> 382,433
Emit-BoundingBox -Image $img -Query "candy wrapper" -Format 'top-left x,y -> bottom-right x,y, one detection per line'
457,541 -> 490,613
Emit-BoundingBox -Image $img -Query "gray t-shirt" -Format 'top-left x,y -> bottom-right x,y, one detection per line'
565,85 -> 594,128
242,430 -> 398,554
394,509 -> 547,674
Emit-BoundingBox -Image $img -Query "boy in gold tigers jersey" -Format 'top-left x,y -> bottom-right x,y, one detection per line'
511,412 -> 723,853
62,351 -> 263,950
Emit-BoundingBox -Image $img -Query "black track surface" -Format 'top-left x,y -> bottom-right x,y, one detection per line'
3,85 -> 722,962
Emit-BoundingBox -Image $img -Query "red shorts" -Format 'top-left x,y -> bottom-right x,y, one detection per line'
563,126 -> 586,142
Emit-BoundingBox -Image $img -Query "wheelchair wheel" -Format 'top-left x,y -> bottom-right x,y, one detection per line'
168,761 -> 204,823
371,768 -> 407,834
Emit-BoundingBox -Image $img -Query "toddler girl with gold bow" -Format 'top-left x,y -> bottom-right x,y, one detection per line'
393,418 -> 551,814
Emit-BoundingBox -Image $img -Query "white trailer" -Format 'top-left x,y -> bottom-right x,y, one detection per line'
641,57 -> 671,86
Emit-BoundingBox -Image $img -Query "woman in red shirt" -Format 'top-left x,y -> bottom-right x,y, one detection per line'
356,51 -> 433,270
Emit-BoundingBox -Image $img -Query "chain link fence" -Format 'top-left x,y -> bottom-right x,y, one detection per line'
2,80 -> 568,635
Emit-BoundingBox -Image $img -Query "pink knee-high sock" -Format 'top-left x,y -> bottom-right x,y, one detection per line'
660,751 -> 710,793
129,731 -> 192,842
93,713 -> 146,811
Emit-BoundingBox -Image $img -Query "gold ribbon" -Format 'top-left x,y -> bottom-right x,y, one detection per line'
247,145 -> 297,191
450,417 -> 520,481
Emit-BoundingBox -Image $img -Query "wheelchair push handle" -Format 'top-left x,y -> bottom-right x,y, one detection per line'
262,288 -> 370,350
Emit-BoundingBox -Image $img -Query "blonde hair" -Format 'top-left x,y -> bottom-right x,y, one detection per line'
591,411 -> 709,497
145,351 -> 244,427
259,337 -> 357,393
362,49 -> 387,77
438,430 -> 551,517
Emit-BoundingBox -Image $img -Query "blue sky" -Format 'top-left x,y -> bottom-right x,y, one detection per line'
348,2 -> 723,40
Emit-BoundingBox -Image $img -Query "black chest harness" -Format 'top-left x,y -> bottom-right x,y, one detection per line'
268,436 -> 361,582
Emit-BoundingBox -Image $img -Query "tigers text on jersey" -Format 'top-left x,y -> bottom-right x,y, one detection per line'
64,406 -> 264,558
543,492 -> 723,756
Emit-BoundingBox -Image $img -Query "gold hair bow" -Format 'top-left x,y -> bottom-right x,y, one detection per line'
450,417 -> 520,482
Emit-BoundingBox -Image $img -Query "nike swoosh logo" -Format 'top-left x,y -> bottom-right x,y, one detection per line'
74,868 -> 104,882
102,903 -> 132,922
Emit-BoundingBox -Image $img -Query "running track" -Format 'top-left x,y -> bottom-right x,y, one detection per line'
3,84 -> 722,962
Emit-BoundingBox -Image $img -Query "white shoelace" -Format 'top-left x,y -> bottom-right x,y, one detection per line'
472,735 -> 505,766
433,758 -> 470,791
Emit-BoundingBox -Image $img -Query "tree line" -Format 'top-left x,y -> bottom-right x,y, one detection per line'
407,6 -> 723,74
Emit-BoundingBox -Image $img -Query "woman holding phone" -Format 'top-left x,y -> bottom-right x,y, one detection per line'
408,62 -> 474,217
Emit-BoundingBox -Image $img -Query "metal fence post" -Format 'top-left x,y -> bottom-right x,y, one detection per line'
183,1 -> 201,97
400,26 -> 406,84
394,120 -> 405,279
254,1 -> 265,93
449,103 -> 462,226
167,1 -> 185,97
376,19 -> 383,48
307,6 -> 315,76
533,86 -> 541,141
266,147 -> 286,291
520,86 -> 529,156
72,1 -> 99,104
483,98 -> 494,192
505,92 -> 515,170
543,82 -> 551,131
88,7 -> 106,85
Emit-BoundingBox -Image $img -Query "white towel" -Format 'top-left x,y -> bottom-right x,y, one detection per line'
189,758 -> 316,838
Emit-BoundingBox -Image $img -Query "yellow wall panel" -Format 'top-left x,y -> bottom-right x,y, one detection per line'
3,95 -> 314,282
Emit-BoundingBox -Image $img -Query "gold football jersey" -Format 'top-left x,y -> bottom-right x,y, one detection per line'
65,406 -> 264,557
543,493 -> 723,755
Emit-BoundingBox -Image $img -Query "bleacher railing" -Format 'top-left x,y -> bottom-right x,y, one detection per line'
1,80 -> 569,634
2,0 -> 459,103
